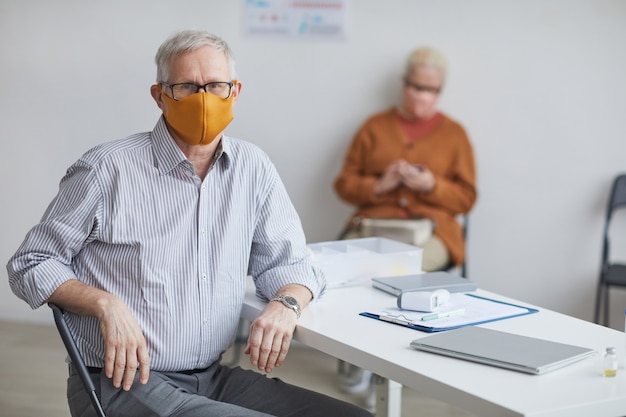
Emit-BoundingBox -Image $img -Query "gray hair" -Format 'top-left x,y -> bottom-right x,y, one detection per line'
404,47 -> 448,83
155,30 -> 237,82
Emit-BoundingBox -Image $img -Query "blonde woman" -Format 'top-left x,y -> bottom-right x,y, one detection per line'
334,47 -> 477,410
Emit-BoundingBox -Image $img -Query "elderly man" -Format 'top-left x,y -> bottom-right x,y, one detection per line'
7,29 -> 371,417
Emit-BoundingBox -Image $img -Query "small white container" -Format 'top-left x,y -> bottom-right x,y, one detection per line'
308,237 -> 423,288
604,347 -> 618,377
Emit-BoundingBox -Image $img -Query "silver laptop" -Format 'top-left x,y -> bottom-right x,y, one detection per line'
371,271 -> 477,296
410,326 -> 596,375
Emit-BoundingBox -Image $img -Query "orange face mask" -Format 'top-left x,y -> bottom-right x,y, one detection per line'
160,86 -> 234,146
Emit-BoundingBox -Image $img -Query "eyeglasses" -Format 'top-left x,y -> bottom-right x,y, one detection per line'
161,81 -> 235,100
404,79 -> 441,95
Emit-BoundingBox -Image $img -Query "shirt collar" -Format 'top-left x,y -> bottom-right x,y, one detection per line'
151,116 -> 232,175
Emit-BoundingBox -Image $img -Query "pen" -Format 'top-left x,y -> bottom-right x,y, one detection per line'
380,315 -> 413,326
421,308 -> 465,321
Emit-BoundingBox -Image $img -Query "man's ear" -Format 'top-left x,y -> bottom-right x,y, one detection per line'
232,80 -> 242,105
150,84 -> 166,111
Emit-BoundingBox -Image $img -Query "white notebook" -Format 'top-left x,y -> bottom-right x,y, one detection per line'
410,326 -> 596,375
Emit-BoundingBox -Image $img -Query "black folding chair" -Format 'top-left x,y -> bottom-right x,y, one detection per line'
593,173 -> 626,326
49,303 -> 107,417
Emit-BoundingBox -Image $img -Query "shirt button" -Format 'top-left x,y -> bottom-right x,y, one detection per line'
202,274 -> 207,280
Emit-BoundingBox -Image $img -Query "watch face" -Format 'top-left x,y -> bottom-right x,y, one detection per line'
283,295 -> 298,307
273,294 -> 301,318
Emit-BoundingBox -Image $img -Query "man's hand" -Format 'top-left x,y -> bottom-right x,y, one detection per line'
244,300 -> 297,373
47,280 -> 151,392
97,297 -> 150,391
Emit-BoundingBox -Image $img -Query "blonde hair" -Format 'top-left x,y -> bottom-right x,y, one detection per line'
404,47 -> 448,83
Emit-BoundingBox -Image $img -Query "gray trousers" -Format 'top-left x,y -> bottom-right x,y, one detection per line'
67,361 -> 372,417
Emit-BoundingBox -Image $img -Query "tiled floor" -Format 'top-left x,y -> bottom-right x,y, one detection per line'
0,320 -> 475,417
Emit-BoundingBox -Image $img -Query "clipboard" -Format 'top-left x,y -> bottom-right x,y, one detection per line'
360,293 -> 539,332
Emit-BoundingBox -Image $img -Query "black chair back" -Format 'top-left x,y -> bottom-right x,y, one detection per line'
602,175 -> 626,264
608,174 -> 626,212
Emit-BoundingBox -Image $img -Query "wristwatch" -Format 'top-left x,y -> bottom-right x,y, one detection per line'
271,294 -> 301,318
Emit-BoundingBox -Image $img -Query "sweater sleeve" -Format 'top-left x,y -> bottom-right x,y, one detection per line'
333,114 -> 399,208
415,121 -> 477,215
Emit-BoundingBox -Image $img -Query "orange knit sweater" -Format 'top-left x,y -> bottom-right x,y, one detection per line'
334,108 -> 477,266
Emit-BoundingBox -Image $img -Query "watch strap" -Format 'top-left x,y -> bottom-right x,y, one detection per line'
271,294 -> 301,318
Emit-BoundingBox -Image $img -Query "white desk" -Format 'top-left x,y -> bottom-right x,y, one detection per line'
241,282 -> 626,417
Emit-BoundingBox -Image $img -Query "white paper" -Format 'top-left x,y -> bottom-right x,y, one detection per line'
367,293 -> 535,330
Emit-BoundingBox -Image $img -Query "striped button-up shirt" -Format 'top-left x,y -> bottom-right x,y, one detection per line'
7,117 -> 325,371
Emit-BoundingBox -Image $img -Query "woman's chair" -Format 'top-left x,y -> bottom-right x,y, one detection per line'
49,303 -> 107,417
593,173 -> 626,327
337,215 -> 469,277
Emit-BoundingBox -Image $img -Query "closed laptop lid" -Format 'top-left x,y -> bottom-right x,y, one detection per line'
372,271 -> 477,296
410,326 -> 596,375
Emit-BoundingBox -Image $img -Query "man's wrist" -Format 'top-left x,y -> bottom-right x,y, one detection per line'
271,294 -> 301,318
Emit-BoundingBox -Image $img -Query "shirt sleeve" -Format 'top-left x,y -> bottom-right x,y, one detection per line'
6,160 -> 103,309
248,164 -> 326,302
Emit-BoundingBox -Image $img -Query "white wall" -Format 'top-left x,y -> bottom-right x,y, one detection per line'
2,0 -> 626,327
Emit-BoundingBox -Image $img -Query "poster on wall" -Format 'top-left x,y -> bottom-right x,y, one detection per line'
243,0 -> 347,41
